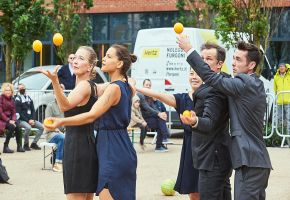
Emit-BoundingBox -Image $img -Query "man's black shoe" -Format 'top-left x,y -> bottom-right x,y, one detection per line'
30,143 -> 41,150
17,145 -> 25,152
23,144 -> 31,151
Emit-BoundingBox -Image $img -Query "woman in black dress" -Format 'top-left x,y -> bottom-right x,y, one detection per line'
137,69 -> 202,200
40,46 -> 107,200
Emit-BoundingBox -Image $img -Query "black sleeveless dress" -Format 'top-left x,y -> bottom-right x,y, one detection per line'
63,80 -> 98,194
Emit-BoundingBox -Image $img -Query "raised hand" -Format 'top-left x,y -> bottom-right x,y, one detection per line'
38,65 -> 62,83
176,34 -> 192,53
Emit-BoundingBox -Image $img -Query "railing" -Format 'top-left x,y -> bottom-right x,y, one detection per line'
263,93 -> 275,139
261,90 -> 290,147
14,89 -> 71,123
273,91 -> 290,147
3,88 -> 289,147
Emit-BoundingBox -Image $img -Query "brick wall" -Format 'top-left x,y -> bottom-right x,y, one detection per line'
82,0 -> 290,14
270,1 -> 290,7
84,0 -> 178,13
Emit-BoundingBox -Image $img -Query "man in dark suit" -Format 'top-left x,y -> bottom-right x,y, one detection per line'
178,37 -> 272,200
57,54 -> 76,90
200,42 -> 232,200
181,43 -> 232,200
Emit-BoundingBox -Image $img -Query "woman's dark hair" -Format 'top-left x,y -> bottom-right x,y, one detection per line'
111,44 -> 137,80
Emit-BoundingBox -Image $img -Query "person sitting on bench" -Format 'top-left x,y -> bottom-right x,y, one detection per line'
44,92 -> 65,172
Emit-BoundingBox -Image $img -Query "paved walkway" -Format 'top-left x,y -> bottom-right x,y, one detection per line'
0,137 -> 289,200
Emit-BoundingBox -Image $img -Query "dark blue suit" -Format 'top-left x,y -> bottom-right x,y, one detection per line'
57,64 -> 76,90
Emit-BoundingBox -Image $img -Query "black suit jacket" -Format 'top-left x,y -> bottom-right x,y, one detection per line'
191,84 -> 231,171
57,64 -> 76,90
187,50 -> 272,169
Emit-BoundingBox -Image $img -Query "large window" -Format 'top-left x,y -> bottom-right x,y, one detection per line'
265,7 -> 290,71
110,14 -> 133,41
132,12 -> 178,39
92,15 -> 109,41
270,8 -> 290,41
91,11 -> 178,54
33,44 -> 52,67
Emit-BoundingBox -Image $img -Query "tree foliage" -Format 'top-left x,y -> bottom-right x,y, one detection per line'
51,0 -> 93,63
0,0 -> 94,81
176,0 -> 272,74
0,0 -> 51,81
176,0 -> 214,29
207,0 -> 272,74
206,0 -> 271,50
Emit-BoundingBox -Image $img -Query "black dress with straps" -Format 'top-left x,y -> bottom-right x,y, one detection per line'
63,80 -> 98,194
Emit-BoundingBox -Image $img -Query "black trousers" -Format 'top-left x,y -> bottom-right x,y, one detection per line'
144,117 -> 165,148
234,166 -> 270,200
133,123 -> 147,145
198,156 -> 232,200
4,122 -> 22,146
199,168 -> 232,200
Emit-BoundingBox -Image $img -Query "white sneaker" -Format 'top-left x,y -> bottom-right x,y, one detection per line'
52,163 -> 62,172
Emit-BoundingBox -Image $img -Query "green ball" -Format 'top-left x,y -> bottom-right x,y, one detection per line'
161,179 -> 176,196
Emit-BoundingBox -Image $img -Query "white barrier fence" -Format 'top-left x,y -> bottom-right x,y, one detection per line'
2,90 -> 70,123
1,89 -> 289,147
272,91 -> 290,147
263,93 -> 275,139
263,91 -> 290,147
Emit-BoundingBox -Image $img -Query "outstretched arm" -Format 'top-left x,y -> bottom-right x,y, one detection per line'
137,88 -> 176,108
39,66 -> 91,112
186,51 -> 247,97
137,93 -> 159,116
177,35 -> 246,97
44,84 -> 120,129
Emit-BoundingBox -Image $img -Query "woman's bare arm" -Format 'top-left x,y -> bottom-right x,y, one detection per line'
64,81 -> 91,110
39,66 -> 91,112
137,88 -> 176,108
44,84 -> 121,129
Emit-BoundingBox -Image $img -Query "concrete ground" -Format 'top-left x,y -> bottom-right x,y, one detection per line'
0,136 -> 289,200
